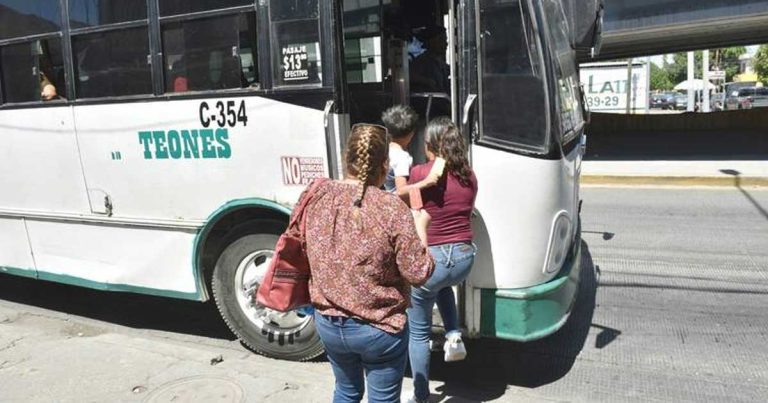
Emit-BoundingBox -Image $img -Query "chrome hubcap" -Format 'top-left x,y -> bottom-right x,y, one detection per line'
234,249 -> 312,334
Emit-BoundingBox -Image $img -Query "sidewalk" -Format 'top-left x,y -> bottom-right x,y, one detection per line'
0,303 -> 474,403
581,160 -> 768,186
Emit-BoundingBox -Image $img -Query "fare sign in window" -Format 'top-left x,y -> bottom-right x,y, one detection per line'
282,45 -> 310,81
277,41 -> 320,85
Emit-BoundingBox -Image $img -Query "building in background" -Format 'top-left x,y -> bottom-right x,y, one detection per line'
734,53 -> 759,83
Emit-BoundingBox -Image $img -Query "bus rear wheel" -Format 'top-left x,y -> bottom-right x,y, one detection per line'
211,228 -> 324,361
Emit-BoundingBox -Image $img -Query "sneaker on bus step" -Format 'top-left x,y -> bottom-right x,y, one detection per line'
443,330 -> 466,362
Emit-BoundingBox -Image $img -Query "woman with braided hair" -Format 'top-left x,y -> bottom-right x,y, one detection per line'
405,117 -> 478,403
304,123 -> 434,403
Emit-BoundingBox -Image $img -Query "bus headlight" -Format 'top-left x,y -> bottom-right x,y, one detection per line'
544,211 -> 572,274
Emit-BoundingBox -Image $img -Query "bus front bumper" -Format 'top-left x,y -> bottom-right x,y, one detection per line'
478,238 -> 582,342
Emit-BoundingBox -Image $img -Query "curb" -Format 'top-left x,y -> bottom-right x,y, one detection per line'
581,175 -> 768,187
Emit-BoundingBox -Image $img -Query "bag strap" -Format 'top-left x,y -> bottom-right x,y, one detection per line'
289,178 -> 329,234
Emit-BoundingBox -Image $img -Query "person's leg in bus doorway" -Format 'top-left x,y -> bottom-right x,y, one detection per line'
314,312 -> 409,403
436,286 -> 458,333
407,242 -> 476,402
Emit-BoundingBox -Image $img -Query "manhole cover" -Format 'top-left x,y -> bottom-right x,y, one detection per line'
144,376 -> 244,403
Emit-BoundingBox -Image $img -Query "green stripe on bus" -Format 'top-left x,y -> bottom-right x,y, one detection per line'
192,198 -> 292,299
0,266 -> 37,279
479,240 -> 582,342
1,266 -> 199,300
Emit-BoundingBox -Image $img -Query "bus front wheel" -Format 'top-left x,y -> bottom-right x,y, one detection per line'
211,229 -> 324,361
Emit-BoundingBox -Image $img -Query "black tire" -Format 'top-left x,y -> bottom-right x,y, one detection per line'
211,224 -> 324,361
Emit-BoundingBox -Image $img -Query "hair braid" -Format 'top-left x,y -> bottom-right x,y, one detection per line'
353,130 -> 372,207
344,123 -> 388,210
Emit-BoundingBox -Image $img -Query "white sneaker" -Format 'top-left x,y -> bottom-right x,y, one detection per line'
443,331 -> 467,362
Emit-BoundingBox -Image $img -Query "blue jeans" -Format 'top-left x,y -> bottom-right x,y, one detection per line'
407,242 -> 476,401
314,312 -> 409,403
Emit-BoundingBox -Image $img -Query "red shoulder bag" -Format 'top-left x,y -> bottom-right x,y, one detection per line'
256,178 -> 328,312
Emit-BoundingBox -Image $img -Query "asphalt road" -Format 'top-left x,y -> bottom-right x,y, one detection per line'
1,186 -> 767,402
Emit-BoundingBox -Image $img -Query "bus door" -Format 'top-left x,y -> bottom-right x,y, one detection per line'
341,0 -> 456,165
457,0 -> 560,334
457,0 -> 583,336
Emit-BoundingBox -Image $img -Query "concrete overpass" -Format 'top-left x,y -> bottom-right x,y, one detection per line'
593,0 -> 768,61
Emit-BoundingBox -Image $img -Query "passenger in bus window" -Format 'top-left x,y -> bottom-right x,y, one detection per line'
409,26 -> 450,93
406,117 -> 478,403
168,57 -> 189,92
381,105 -> 439,198
38,40 -> 61,101
173,76 -> 188,92
40,71 -> 57,101
304,124 -> 434,403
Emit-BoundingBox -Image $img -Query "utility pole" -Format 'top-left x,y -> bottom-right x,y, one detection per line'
702,50 -> 710,112
625,58 -> 633,114
687,51 -> 695,112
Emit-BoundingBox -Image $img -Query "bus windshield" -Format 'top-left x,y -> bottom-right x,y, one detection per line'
478,0 -> 548,154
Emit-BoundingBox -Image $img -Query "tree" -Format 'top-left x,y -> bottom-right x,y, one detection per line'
664,47 -> 746,86
754,44 -> 768,84
665,52 -> 699,85
650,62 -> 673,91
711,46 -> 747,82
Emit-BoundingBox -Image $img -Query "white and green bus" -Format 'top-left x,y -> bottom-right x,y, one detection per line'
0,0 -> 601,361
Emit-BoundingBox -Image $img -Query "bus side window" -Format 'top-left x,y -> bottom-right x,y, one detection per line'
1,39 -> 67,103
238,13 -> 260,88
0,0 -> 62,40
162,12 -> 259,93
72,27 -> 153,98
69,0 -> 147,27
159,0 -> 253,17
270,0 -> 322,87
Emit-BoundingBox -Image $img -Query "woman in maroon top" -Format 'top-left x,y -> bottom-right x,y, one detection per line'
304,123 -> 434,403
406,117 -> 478,403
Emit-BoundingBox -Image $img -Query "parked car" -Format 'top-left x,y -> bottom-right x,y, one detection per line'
674,93 -> 688,110
734,87 -> 768,109
753,87 -> 768,108
725,90 -> 742,110
723,81 -> 757,110
650,92 -> 676,109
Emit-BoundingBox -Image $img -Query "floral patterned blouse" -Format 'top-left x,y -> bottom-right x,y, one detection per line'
304,180 -> 435,333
